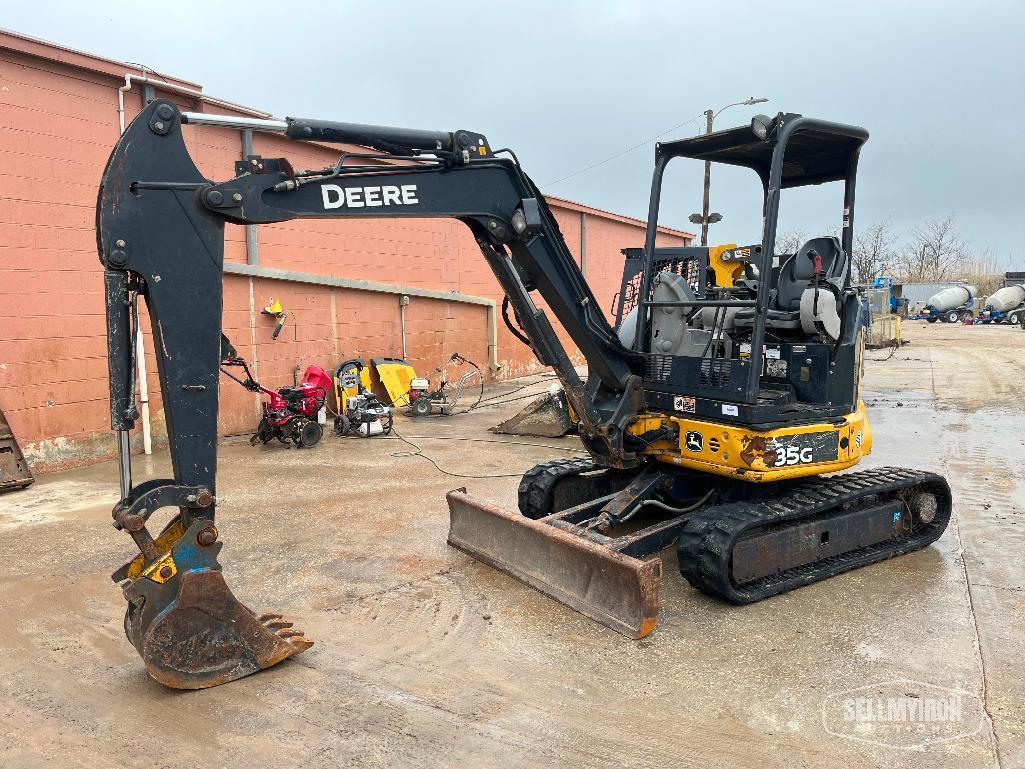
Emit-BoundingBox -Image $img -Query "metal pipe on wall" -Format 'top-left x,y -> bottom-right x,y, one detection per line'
580,211 -> 587,275
240,129 -> 260,266
134,326 -> 151,455
399,295 -> 410,358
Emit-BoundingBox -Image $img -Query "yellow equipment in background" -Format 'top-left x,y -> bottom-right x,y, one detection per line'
707,243 -> 744,285
261,298 -> 288,339
333,358 -> 374,412
332,359 -> 393,437
371,357 -> 418,407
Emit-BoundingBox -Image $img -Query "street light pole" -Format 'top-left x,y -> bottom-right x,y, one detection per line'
692,97 -> 769,247
700,109 -> 714,247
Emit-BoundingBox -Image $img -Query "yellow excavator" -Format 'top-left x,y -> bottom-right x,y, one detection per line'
98,102 -> 951,688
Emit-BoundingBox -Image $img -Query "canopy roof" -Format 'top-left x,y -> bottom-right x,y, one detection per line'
658,114 -> 869,188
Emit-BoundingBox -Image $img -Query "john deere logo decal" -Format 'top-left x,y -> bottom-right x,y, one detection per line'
685,431 -> 703,452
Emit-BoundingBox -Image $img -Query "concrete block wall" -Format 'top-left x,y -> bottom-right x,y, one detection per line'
0,31 -> 692,472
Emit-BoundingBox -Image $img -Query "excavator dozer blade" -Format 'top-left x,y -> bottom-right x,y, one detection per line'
446,490 -> 662,639
116,520 -> 312,689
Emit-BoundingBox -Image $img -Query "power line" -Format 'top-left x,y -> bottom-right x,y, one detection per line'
542,113 -> 705,188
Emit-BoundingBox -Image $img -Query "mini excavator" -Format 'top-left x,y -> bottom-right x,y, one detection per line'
98,102 -> 951,688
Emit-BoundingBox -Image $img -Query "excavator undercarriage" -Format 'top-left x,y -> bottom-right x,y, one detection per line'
451,460 -> 950,637
97,100 -> 951,688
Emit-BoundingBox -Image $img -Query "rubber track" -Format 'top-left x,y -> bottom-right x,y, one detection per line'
517,457 -> 598,519
677,466 -> 952,604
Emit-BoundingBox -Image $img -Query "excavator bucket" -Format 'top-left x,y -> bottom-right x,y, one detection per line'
489,388 -> 575,439
114,519 -> 312,689
446,490 -> 662,638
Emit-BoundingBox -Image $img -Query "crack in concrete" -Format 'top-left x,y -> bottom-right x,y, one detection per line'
971,582 -> 1025,594
953,519 -> 1004,769
931,345 -> 1004,769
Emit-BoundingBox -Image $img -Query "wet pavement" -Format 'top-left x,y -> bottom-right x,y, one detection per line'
0,323 -> 1021,768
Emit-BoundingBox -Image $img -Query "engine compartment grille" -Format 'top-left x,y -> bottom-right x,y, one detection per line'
700,358 -> 733,387
646,354 -> 673,382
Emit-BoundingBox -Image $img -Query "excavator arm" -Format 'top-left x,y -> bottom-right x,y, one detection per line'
97,100 -> 647,687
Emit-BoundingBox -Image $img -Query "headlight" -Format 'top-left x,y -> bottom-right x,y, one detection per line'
751,114 -> 772,140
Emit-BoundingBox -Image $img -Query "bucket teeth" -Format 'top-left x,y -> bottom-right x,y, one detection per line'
257,611 -> 309,643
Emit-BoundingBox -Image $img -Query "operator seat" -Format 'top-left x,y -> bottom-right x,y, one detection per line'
736,236 -> 847,331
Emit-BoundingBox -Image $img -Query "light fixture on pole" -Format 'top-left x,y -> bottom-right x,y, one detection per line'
690,212 -> 722,225
691,96 -> 769,246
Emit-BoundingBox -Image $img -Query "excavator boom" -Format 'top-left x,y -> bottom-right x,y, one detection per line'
98,100 -> 650,687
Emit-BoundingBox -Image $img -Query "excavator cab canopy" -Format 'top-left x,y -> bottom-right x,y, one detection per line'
656,113 -> 869,189
632,112 -> 871,418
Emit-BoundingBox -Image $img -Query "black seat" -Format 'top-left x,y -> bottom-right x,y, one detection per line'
736,236 -> 847,330
777,237 -> 846,310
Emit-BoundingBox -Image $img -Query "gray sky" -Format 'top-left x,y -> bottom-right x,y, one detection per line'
7,1 -> 1023,267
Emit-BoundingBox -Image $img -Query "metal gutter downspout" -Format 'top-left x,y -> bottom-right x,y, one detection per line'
399,295 -> 410,358
240,128 -> 260,266
580,211 -> 587,275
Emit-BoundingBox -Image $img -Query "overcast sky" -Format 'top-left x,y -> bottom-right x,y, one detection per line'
6,1 -> 1023,267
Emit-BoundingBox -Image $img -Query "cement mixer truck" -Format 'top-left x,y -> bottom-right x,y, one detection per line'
977,274 -> 1025,325
922,284 -> 976,323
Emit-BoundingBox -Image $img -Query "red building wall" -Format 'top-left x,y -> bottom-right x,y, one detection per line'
0,31 -> 692,471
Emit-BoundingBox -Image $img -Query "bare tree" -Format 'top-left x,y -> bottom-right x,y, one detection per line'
960,246 -> 1003,297
774,227 -> 807,256
896,215 -> 969,282
851,217 -> 897,284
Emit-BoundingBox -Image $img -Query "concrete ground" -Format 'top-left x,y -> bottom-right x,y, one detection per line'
0,322 -> 1022,768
